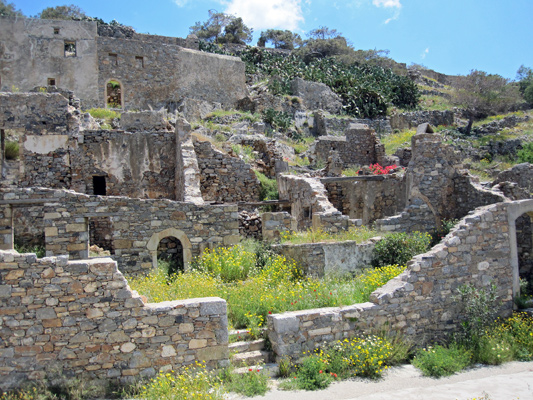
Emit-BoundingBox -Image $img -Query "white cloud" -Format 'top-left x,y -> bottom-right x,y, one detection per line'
372,0 -> 402,8
421,47 -> 429,59
224,0 -> 305,31
173,0 -> 190,6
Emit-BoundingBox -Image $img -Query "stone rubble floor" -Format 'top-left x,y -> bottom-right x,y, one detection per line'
228,361 -> 533,400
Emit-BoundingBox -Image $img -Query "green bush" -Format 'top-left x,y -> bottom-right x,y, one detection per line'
255,170 -> 279,201
295,355 -> 332,390
221,367 -> 269,396
371,232 -> 431,268
4,141 -> 19,160
262,108 -> 293,131
518,142 -> 533,163
412,344 -> 471,377
429,218 -> 458,247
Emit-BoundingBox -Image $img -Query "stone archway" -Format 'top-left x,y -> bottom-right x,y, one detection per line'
146,228 -> 192,271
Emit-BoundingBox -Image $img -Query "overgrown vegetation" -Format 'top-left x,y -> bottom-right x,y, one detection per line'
254,171 -> 279,201
129,241 -> 407,331
280,226 -> 381,244
371,232 -> 432,268
4,141 -> 19,160
14,240 -> 45,258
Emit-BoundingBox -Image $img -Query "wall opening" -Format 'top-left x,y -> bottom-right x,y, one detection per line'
109,53 -> 118,65
157,236 -> 184,275
13,205 -> 45,258
106,80 -> 122,108
64,41 -> 76,57
135,56 -> 144,68
89,217 -> 114,256
93,176 -> 107,196
47,78 -> 56,86
515,212 -> 533,298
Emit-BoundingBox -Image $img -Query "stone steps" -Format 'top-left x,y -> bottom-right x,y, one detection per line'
231,349 -> 271,367
233,363 -> 279,378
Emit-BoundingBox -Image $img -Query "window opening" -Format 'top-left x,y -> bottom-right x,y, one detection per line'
53,27 -> 60,34
93,176 -> 107,196
109,53 -> 118,65
64,41 -> 76,57
47,78 -> 56,86
106,80 -> 122,108
135,56 -> 144,68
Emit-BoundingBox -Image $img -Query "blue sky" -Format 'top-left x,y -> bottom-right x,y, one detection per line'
11,0 -> 533,79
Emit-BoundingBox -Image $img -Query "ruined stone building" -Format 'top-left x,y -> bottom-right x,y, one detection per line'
0,17 -> 247,110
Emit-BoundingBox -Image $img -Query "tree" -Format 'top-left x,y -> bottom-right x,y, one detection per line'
0,0 -> 24,17
295,26 -> 354,61
38,4 -> 86,20
190,10 -> 252,45
452,70 -> 521,135
307,26 -> 341,40
516,65 -> 533,105
257,29 -> 302,50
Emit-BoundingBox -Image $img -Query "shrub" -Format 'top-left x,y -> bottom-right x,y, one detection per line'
14,241 -> 45,258
262,108 -> 293,132
429,218 -> 458,247
491,312 -> 533,360
518,142 -> 533,164
295,355 -> 332,390
221,367 -> 269,396
371,232 -> 431,268
4,141 -> 19,160
412,344 -> 471,377
254,170 -> 279,201
454,282 -> 499,348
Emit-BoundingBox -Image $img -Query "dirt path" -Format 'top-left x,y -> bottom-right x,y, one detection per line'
230,361 -> 533,400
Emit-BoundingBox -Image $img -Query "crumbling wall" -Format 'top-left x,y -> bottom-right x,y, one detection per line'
268,202 -> 515,361
376,127 -> 505,233
314,124 -> 387,168
323,175 -> 406,225
1,188 -> 240,276
193,140 -> 261,203
273,240 -> 375,277
0,18 -> 99,107
97,37 -> 247,110
492,163 -> 533,193
0,252 -> 228,390
389,110 -> 454,131
278,174 -> 360,231
71,130 -> 177,199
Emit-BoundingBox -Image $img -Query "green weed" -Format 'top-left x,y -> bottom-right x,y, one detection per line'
412,344 -> 471,378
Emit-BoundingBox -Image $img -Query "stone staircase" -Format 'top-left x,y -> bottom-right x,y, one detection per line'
229,329 -> 278,377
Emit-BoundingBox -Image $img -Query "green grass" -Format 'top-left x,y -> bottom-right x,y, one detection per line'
381,128 -> 416,155
418,94 -> 454,111
255,170 -> 279,201
412,344 -> 472,378
85,108 -> 121,121
280,226 -> 382,244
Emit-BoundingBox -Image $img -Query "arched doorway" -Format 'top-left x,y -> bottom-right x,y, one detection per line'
147,228 -> 192,273
157,236 -> 184,274
106,80 -> 123,108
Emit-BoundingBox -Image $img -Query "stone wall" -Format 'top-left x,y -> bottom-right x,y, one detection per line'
389,110 -> 454,131
1,188 -> 240,276
194,140 -> 261,203
0,252 -> 228,390
313,112 -> 392,136
314,124 -> 387,168
71,130 -> 178,200
0,18 -> 99,107
273,240 -> 375,277
262,212 -> 295,242
493,163 -> 533,193
268,201 -> 515,361
290,78 -> 342,114
323,175 -> 406,225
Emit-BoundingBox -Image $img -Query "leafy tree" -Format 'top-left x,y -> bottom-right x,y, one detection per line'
0,0 -> 24,17
452,70 -> 520,135
307,26 -> 341,40
516,65 -> 533,105
190,10 -> 252,44
257,29 -> 302,50
295,26 -> 355,61
37,4 -> 86,20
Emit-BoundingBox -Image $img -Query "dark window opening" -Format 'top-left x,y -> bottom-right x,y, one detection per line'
106,80 -> 122,108
303,207 -> 312,219
93,176 -> 107,196
53,27 -> 60,34
47,78 -> 56,86
89,217 -> 114,256
109,53 -> 118,65
157,237 -> 184,275
64,41 -> 76,57
135,56 -> 144,68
